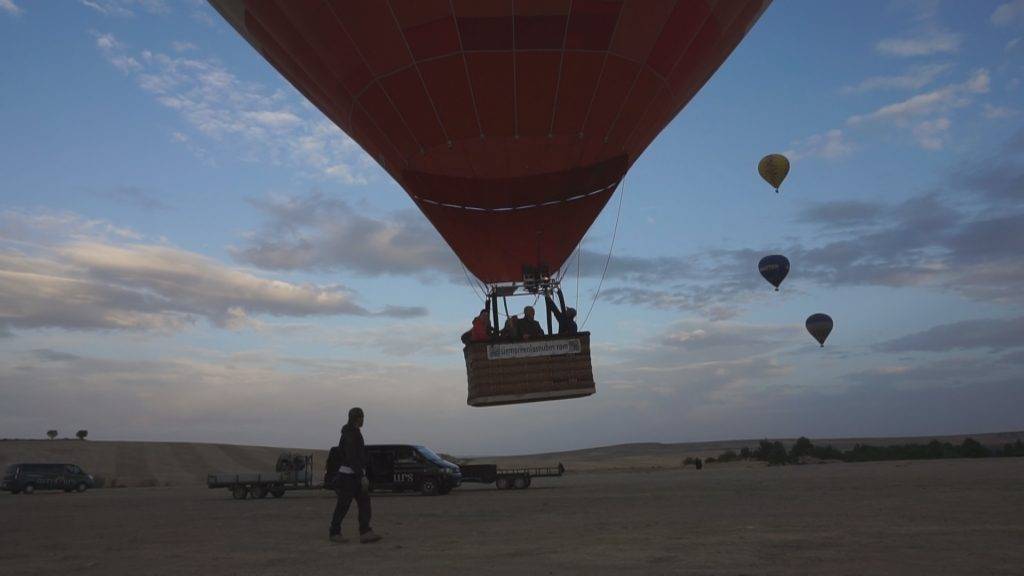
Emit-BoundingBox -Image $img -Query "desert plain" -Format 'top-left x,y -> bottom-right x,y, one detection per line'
2,437 -> 1023,575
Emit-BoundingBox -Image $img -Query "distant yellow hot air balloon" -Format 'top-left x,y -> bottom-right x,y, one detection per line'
758,154 -> 790,193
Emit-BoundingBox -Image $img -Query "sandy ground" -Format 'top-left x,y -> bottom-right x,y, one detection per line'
2,458 -> 1022,575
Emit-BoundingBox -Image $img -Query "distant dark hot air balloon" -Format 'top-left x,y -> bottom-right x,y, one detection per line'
758,255 -> 789,291
758,153 -> 789,193
805,313 -> 833,347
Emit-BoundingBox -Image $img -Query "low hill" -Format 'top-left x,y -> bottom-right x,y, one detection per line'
464,431 -> 1024,471
0,440 -> 326,488
3,431 -> 1021,487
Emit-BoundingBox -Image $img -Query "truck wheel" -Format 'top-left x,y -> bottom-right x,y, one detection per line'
271,489 -> 285,498
419,477 -> 439,496
495,477 -> 510,490
252,486 -> 268,499
23,484 -> 35,495
232,486 -> 249,500
75,482 -> 88,493
513,476 -> 528,489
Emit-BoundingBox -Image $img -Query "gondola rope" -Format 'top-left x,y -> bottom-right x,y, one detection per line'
581,175 -> 625,329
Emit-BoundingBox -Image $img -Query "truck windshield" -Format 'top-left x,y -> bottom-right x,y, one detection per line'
415,446 -> 447,465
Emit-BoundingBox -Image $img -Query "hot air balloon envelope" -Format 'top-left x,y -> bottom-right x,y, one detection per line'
209,0 -> 772,284
806,313 -> 833,347
758,153 -> 789,192
758,254 -> 790,290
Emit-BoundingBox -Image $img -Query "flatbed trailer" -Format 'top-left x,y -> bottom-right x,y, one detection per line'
207,453 -> 321,500
458,463 -> 564,490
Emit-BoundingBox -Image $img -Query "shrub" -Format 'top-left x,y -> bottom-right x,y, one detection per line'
960,437 -> 990,458
76,430 -> 88,440
790,437 -> 815,460
46,430 -> 58,440
716,450 -> 740,463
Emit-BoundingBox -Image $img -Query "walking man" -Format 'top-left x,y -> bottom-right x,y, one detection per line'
326,407 -> 382,543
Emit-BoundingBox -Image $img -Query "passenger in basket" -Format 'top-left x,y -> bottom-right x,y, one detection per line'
518,306 -> 545,340
326,407 -> 382,544
461,308 -> 491,345
545,293 -> 578,335
501,315 -> 520,340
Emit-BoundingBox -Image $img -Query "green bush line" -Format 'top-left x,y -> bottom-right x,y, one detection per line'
688,438 -> 1024,466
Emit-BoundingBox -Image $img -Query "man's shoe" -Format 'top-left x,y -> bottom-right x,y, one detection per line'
329,534 -> 349,544
360,530 -> 382,544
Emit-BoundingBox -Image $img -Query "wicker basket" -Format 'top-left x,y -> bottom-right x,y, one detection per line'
464,333 -> 596,406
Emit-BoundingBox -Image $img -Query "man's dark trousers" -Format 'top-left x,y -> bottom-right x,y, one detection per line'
329,475 -> 371,536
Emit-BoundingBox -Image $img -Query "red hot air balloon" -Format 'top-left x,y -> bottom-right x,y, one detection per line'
209,0 -> 771,405
209,0 -> 771,285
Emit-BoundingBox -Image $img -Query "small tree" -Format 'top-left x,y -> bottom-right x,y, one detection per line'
46,429 -> 58,440
76,430 -> 88,441
959,437 -> 990,458
790,436 -> 815,460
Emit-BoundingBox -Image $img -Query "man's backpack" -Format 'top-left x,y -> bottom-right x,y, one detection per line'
324,445 -> 344,488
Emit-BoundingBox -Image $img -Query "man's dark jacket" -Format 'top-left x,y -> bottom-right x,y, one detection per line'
519,318 -> 545,338
339,423 -> 367,477
326,424 -> 368,486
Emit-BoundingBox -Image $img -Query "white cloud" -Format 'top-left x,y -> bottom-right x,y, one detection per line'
983,104 -> 1019,119
875,29 -> 962,57
242,110 -> 302,129
912,117 -> 951,150
94,32 -> 141,72
233,193 -> 460,277
94,33 -> 374,184
79,0 -> 168,17
171,41 -> 197,53
840,63 -> 951,94
847,69 -> 989,126
785,129 -> 854,160
1,0 -> 22,16
0,210 -> 421,335
992,0 -> 1024,26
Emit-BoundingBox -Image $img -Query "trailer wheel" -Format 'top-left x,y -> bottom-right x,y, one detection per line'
232,486 -> 249,500
252,486 -> 269,499
495,477 -> 510,490
420,477 -> 439,496
513,476 -> 528,489
271,488 -> 285,498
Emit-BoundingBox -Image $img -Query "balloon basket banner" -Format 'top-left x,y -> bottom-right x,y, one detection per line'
465,333 -> 596,407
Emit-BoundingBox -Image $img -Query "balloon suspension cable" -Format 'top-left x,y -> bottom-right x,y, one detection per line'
459,262 -> 485,304
581,175 -> 625,329
575,243 -> 582,310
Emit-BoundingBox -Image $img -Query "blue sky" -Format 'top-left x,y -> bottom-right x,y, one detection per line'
1,0 -> 1023,454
